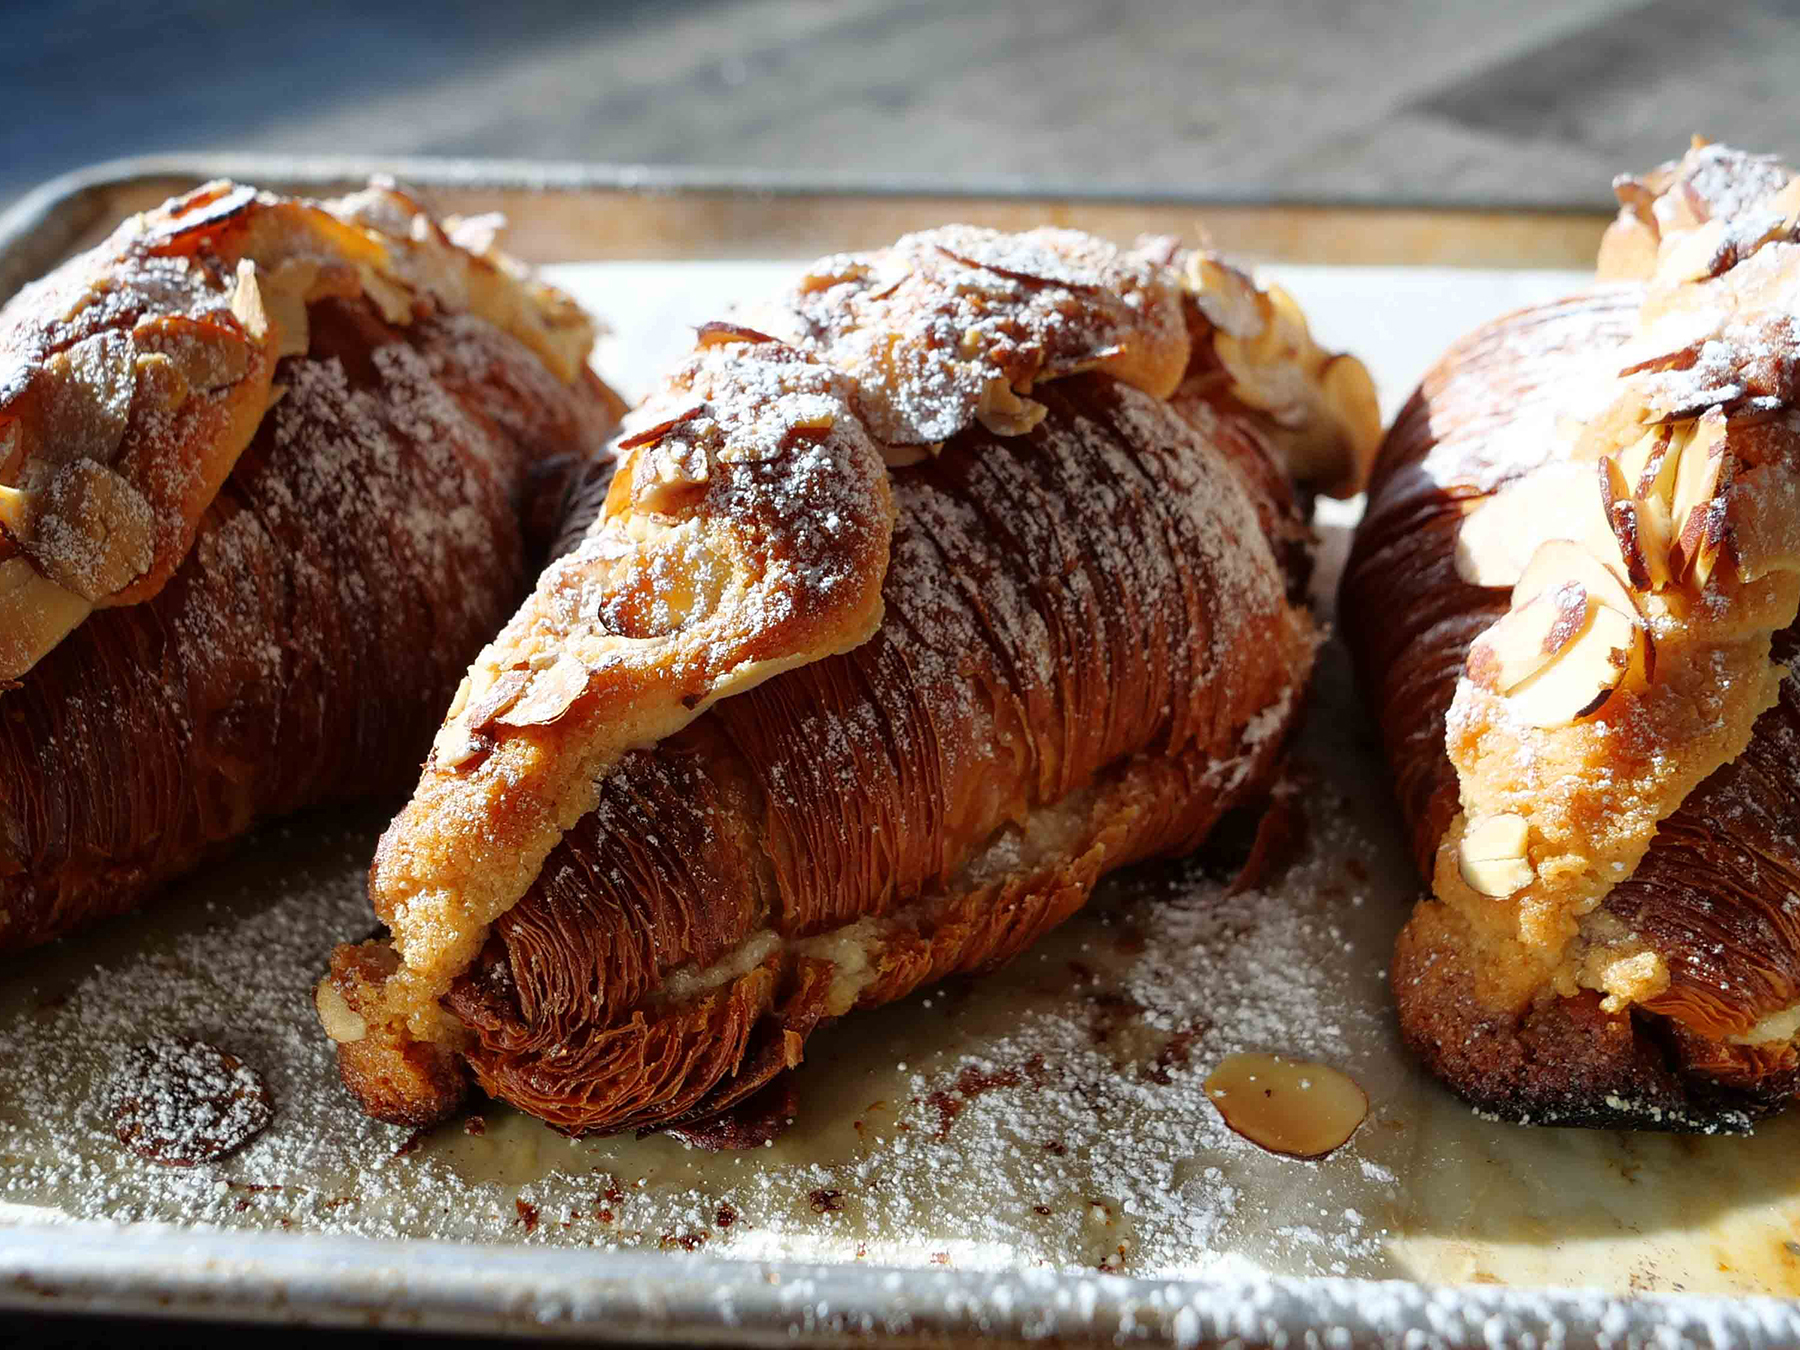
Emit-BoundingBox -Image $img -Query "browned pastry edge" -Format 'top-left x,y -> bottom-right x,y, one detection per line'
327,941 -> 470,1129
1392,899 -> 1793,1131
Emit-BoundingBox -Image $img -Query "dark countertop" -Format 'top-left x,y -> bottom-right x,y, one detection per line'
3,0 -> 1796,211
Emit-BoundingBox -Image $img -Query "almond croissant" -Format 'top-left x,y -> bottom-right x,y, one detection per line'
1343,142 -> 1800,1130
317,226 -> 1379,1135
0,181 -> 624,951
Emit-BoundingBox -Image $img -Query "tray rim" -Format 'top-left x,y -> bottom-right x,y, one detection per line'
6,1218 -> 1800,1347
0,151 -> 1617,308
0,154 -> 1789,1347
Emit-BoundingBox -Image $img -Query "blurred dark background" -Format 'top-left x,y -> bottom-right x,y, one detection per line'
3,0 -> 1798,211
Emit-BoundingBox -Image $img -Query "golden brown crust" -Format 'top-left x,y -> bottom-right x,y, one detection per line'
1345,142 -> 1800,1128
437,374 -> 1312,1136
0,181 -> 606,685
1391,899 -> 1783,1131
325,942 -> 471,1128
341,227 -> 1378,1060
323,226 -> 1373,1134
0,187 -> 624,953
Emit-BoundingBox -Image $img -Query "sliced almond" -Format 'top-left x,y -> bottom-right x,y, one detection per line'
1644,421 -> 1687,507
694,321 -> 782,349
432,720 -> 491,772
0,556 -> 93,682
494,653 -> 589,729
33,460 -> 156,601
132,315 -> 252,397
0,483 -> 28,537
1613,427 -> 1665,496
1598,457 -> 1655,590
1458,813 -> 1535,897
1637,490 -> 1676,591
1685,496 -> 1731,591
39,330 -> 137,468
1504,602 -> 1641,728
314,980 -> 368,1045
1658,216 -> 1731,284
230,258 -> 270,342
1669,410 -> 1732,585
1468,583 -> 1592,693
1456,464 -> 1627,589
1609,496 -> 1655,592
464,666 -> 533,732
1514,538 -> 1640,620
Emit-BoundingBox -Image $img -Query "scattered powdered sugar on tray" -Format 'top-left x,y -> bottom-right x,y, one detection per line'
0,766 -> 1408,1276
5,636 -> 1800,1295
104,1036 -> 273,1167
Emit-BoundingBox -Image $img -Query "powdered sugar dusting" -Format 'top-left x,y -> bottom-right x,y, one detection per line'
7,259 -> 1800,1305
744,225 -> 1187,448
4,614 -> 1800,1296
0,787 -> 1399,1277
104,1037 -> 273,1167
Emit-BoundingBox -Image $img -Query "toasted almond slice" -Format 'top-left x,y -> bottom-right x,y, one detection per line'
1514,538 -> 1640,620
494,653 -> 589,729
1644,421 -> 1687,507
1610,497 -> 1654,591
0,557 -> 93,682
132,314 -> 252,397
1686,491 -> 1732,591
1504,602 -> 1641,728
1458,812 -> 1535,896
1637,490 -> 1676,590
1598,457 -> 1655,590
38,330 -> 137,469
1670,410 -> 1731,584
314,981 -> 368,1045
0,483 -> 28,536
1456,463 -> 1628,589
432,721 -> 491,772
1614,427 -> 1669,497
1658,216 -> 1731,284
230,258 -> 269,342
1467,583 -> 1592,693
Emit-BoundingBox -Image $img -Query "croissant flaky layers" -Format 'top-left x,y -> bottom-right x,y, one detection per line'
0,181 -> 625,951
1344,141 -> 1800,1129
316,225 -> 1381,1135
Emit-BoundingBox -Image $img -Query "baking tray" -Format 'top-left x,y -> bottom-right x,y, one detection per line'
3,155 -> 1799,1347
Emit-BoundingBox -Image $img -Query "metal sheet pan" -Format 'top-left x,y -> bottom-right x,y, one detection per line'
2,156 -> 1798,1347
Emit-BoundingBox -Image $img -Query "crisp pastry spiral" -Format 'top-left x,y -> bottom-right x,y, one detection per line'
1343,141 -> 1800,1130
316,224 -> 1379,1135
0,181 -> 625,952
